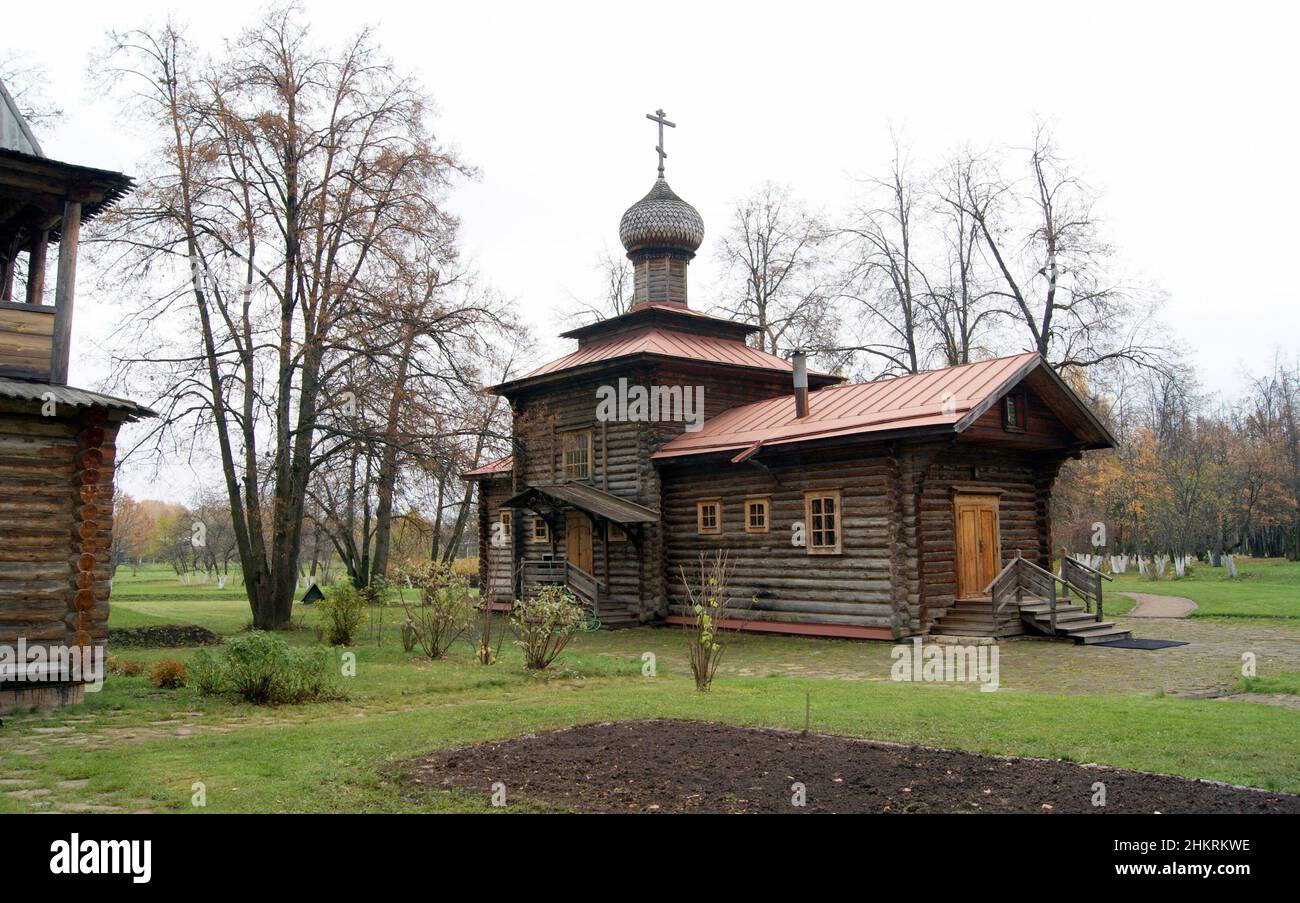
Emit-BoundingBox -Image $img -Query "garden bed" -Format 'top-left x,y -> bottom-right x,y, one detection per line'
403,719 -> 1300,814
108,625 -> 223,648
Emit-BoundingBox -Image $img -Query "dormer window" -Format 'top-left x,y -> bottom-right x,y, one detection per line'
1002,391 -> 1028,433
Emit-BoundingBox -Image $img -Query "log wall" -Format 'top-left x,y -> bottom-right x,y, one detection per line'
505,364 -> 797,620
915,441 -> 1066,626
659,448 -> 902,634
0,302 -> 55,381
477,477 -> 515,604
0,400 -> 121,654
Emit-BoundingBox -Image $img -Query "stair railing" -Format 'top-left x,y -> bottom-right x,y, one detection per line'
1062,556 -> 1113,621
983,556 -> 1070,633
563,561 -> 603,620
522,557 -> 604,619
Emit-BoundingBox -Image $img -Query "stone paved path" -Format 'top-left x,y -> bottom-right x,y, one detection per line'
1123,592 -> 1198,618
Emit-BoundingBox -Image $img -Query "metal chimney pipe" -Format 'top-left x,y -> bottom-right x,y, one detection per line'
792,349 -> 809,419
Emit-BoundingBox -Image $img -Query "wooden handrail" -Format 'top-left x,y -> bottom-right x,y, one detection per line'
1064,556 -> 1114,582
521,558 -> 604,618
986,557 -> 1062,631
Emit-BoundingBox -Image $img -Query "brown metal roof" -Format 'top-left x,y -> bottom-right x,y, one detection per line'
653,352 -> 1064,460
0,377 -> 155,419
520,327 -> 804,381
463,453 -> 513,478
558,302 -> 757,341
504,482 -> 660,524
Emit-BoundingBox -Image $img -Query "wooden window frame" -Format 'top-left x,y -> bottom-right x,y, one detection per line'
561,429 -> 594,481
531,515 -> 551,543
1002,391 -> 1028,433
606,522 -> 628,543
744,495 -> 770,534
696,498 -> 722,535
804,490 -> 842,555
499,510 -> 513,544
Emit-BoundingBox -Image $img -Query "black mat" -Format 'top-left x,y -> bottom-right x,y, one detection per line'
1094,638 -> 1188,650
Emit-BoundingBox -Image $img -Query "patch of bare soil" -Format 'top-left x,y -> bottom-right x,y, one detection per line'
108,625 -> 222,648
401,720 -> 1300,814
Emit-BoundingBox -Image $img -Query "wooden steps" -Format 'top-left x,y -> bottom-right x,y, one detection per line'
596,606 -> 639,628
932,595 -> 1131,644
930,598 -> 1025,638
1017,599 -> 1131,644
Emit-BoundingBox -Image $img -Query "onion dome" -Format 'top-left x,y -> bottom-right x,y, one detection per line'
618,178 -> 705,258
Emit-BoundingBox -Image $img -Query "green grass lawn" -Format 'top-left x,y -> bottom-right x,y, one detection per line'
1,563 -> 1297,813
1108,557 -> 1300,619
1239,672 -> 1300,696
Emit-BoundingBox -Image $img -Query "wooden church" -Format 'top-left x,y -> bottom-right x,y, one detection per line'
466,114 -> 1124,643
0,79 -> 153,713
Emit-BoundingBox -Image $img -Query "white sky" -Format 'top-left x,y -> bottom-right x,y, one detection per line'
6,0 -> 1299,501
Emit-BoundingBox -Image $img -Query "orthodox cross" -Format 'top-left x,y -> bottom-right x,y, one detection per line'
646,108 -> 676,177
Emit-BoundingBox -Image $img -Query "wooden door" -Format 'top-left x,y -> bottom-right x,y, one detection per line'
564,511 -> 593,574
954,494 -> 1001,598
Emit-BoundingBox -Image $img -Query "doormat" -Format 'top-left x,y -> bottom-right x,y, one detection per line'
1094,638 -> 1188,650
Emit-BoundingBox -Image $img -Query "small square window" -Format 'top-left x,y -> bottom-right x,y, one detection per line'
744,496 -> 769,533
697,499 -> 721,535
532,516 -> 550,543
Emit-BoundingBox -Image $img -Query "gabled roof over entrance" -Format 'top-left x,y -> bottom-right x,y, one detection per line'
653,353 -> 1115,460
504,482 -> 660,524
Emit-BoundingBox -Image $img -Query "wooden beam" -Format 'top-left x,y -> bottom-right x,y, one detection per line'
25,230 -> 48,305
50,201 -> 81,384
0,253 -> 12,302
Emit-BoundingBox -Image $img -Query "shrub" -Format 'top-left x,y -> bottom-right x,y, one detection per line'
400,619 -> 420,653
191,632 -> 342,705
679,550 -> 736,691
397,560 -> 472,659
276,646 -> 336,703
189,649 -> 225,695
224,631 -> 290,704
510,585 -> 584,670
318,582 -> 367,646
149,659 -> 187,689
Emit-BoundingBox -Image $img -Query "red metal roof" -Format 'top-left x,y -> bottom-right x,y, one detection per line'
522,327 -> 799,379
653,353 -> 1041,460
463,453 -> 512,478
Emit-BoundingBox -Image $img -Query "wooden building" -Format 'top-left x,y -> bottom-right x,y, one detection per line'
0,80 -> 153,714
466,135 -> 1123,643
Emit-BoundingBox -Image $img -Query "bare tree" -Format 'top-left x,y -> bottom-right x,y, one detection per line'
714,182 -> 837,356
953,125 -> 1168,375
836,144 -> 929,375
562,246 -> 634,324
0,52 -> 63,127
95,8 -> 472,627
927,153 -> 1001,365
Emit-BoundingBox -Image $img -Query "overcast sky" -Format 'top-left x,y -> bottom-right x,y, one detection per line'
6,0 -> 1298,500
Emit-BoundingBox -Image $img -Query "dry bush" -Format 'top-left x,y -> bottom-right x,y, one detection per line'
149,659 -> 187,689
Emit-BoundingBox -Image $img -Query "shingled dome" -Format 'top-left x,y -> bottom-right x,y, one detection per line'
619,178 -> 705,256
